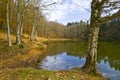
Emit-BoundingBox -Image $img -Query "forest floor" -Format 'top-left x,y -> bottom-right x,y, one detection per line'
0,31 -> 105,80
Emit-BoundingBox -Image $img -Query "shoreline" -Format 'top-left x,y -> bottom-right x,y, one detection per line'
0,32 -> 105,80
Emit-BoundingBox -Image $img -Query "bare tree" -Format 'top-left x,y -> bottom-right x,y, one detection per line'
30,0 -> 58,41
6,0 -> 12,46
16,0 -> 21,45
16,0 -> 24,45
30,0 -> 39,41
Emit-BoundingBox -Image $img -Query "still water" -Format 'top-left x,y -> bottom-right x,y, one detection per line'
39,41 -> 120,80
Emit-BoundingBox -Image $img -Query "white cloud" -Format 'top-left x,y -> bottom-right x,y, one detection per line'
42,0 -> 91,24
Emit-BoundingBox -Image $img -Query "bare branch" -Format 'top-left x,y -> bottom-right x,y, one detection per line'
101,0 -> 120,8
100,0 -> 109,6
103,6 -> 120,13
75,3 -> 91,13
102,9 -> 120,22
40,2 -> 57,8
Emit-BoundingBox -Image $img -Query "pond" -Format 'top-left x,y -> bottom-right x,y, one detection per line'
39,41 -> 120,80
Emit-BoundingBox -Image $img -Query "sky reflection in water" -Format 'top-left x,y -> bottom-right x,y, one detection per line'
41,52 -> 85,70
40,52 -> 120,80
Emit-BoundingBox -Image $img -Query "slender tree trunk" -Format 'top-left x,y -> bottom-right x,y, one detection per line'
82,0 -> 102,74
30,25 -> 35,41
35,26 -> 38,41
20,23 -> 23,36
16,0 -> 21,45
6,0 -> 12,47
30,15 -> 37,41
30,15 -> 36,41
10,0 -> 13,33
20,0 -> 24,37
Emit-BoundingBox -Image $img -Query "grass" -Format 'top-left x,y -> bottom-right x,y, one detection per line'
0,68 -> 105,80
0,31 -> 105,80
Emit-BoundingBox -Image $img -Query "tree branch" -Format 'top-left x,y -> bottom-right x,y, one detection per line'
100,0 -> 109,6
75,3 -> 91,13
40,2 -> 57,8
101,0 -> 120,8
102,9 -> 120,22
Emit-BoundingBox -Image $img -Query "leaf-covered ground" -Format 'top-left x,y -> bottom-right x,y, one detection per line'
0,32 -> 105,80
0,68 -> 105,80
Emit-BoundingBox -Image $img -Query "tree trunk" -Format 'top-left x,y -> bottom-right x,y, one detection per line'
6,0 -> 12,47
16,0 -> 21,45
30,15 -> 37,41
82,0 -> 102,74
20,23 -> 23,36
10,0 -> 13,33
35,27 -> 38,41
30,25 -> 35,41
82,25 -> 100,73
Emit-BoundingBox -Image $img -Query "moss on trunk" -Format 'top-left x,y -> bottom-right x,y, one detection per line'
82,0 -> 102,74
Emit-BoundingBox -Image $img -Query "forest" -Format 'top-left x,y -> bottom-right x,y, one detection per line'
0,0 -> 120,80
0,0 -> 120,46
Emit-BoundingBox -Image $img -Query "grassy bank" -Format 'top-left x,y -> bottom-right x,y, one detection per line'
0,68 -> 105,80
0,32 -> 105,80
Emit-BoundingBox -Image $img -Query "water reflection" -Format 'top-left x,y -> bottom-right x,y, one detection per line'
98,42 -> 120,71
98,60 -> 120,80
40,41 -> 120,80
41,52 -> 85,70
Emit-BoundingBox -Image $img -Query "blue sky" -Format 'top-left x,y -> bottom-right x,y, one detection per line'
42,0 -> 91,25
